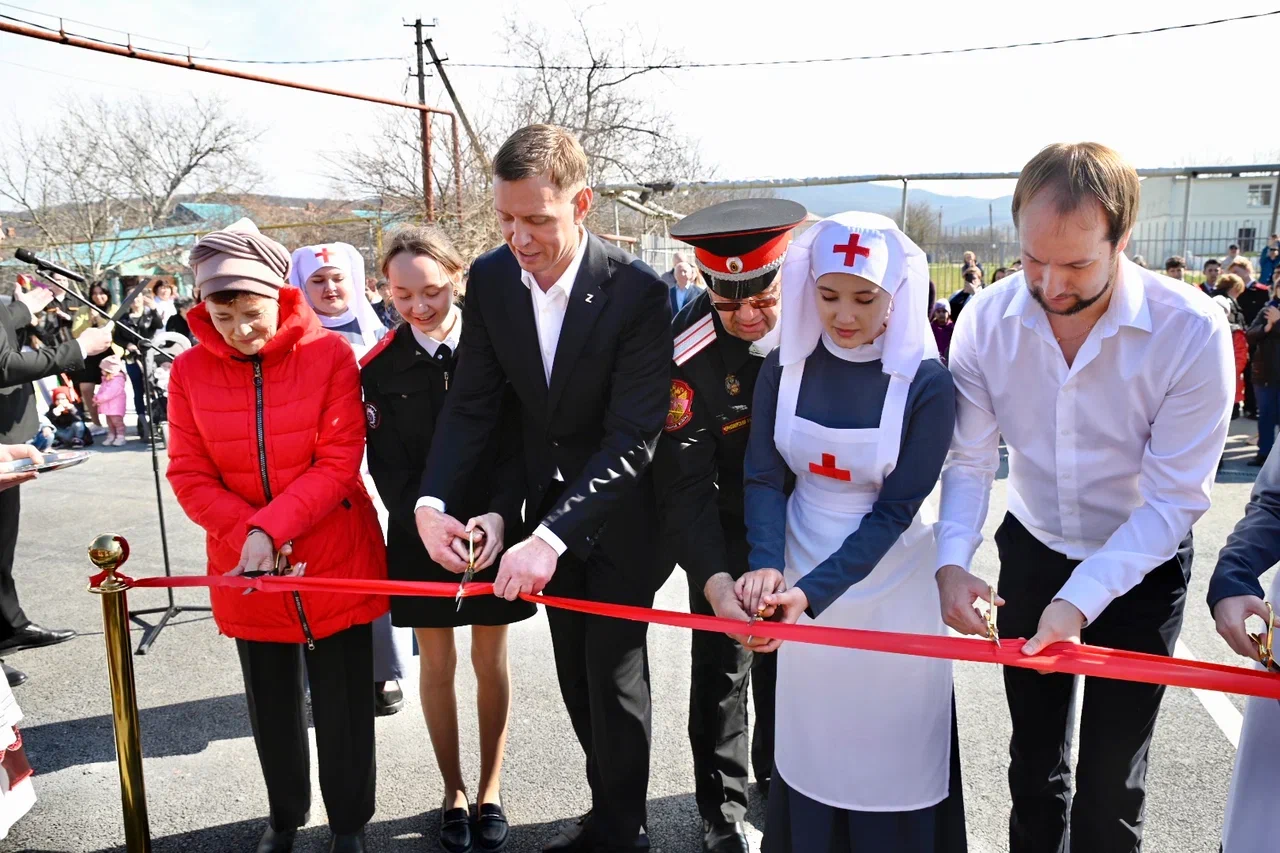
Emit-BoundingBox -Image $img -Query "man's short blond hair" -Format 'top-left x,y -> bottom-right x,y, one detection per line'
493,124 -> 589,193
1012,142 -> 1140,246
1228,256 -> 1255,278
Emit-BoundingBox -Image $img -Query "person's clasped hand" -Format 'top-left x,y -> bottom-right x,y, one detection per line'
734,568 -> 789,653
415,506 -> 470,573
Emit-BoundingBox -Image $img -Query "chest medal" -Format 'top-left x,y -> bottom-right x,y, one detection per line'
724,374 -> 741,396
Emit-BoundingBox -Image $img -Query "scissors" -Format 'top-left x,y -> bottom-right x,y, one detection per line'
1248,601 -> 1279,673
242,542 -> 303,594
456,530 -> 476,613
985,584 -> 1001,649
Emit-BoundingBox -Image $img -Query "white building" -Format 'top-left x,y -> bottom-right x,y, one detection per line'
1132,172 -> 1280,267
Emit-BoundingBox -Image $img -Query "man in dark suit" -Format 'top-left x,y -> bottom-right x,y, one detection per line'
416,124 -> 672,852
0,282 -> 113,686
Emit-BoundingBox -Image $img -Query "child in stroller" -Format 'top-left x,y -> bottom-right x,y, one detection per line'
145,331 -> 192,442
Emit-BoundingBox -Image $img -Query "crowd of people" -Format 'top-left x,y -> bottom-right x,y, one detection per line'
1,126 -> 1278,853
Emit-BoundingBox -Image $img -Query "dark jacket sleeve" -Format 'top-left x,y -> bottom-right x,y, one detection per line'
744,351 -> 789,573
541,268 -> 672,558
362,372 -> 420,532
1208,450 -> 1280,610
420,260 -> 510,509
1245,308 -> 1272,347
794,366 -> 956,617
652,361 -> 732,589
0,301 -> 84,388
487,386 -> 528,537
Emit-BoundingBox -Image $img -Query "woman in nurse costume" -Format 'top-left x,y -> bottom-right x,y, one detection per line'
290,243 -> 412,716
738,212 -> 966,852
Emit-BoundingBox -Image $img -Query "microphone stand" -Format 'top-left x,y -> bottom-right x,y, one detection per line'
43,280 -> 209,655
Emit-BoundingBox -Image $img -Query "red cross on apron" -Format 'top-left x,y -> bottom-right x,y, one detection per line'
809,452 -> 852,481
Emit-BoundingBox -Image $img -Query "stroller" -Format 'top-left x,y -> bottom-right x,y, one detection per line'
144,331 -> 192,446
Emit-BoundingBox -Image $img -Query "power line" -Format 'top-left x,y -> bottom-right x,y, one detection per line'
0,5 -> 402,65
448,9 -> 1280,70
5,5 -> 1277,72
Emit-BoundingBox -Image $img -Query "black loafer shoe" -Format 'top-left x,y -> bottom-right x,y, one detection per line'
703,820 -> 749,853
0,624 -> 75,654
441,805 -> 472,853
256,824 -> 296,853
2,661 -> 26,688
474,803 -> 508,852
328,829 -> 366,853
375,681 -> 403,716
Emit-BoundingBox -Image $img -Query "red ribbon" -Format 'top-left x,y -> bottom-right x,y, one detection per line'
105,572 -> 1280,701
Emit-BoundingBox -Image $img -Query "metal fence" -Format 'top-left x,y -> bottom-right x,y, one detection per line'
1127,218 -> 1275,276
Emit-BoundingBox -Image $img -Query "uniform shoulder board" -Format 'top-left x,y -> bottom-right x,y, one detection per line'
672,313 -> 716,367
358,326 -> 399,369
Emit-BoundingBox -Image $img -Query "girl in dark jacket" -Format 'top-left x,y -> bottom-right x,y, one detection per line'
361,226 -> 533,853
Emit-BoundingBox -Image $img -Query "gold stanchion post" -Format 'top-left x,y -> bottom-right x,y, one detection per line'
88,534 -> 152,853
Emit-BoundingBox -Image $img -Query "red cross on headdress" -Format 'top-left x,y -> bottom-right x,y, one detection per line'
315,247 -> 334,264
832,234 -> 871,267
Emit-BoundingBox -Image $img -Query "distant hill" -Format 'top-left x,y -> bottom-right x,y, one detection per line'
775,183 -> 1014,229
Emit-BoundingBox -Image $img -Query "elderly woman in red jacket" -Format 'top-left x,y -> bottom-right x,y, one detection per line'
166,219 -> 387,853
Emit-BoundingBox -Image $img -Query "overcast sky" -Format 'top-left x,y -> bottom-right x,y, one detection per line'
3,0 -> 1278,202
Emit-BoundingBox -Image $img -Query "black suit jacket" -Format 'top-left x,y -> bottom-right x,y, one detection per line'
0,298 -> 85,443
420,233 -> 672,567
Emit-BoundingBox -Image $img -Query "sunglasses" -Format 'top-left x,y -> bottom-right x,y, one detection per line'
710,292 -> 779,312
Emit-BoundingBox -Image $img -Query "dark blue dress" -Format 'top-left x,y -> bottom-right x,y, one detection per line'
745,345 -> 967,853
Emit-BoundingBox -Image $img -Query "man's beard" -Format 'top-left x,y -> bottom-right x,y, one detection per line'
1029,252 -> 1119,316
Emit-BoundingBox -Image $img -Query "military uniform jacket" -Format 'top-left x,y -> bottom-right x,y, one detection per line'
361,326 -> 526,576
653,290 -> 780,589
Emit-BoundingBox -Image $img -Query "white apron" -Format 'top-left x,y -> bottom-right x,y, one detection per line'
1220,569 -> 1280,853
772,354 -> 953,812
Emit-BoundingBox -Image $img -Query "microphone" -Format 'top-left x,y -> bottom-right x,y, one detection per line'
13,248 -> 86,283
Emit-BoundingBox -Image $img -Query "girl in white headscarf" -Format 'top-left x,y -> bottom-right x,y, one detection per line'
290,243 -> 388,358
291,242 -> 410,716
737,212 -> 966,852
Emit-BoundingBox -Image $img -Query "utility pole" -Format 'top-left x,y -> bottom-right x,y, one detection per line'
407,18 -> 435,222
423,38 -> 490,176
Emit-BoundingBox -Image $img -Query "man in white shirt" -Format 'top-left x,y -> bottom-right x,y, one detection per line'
415,124 -> 672,852
935,142 -> 1233,853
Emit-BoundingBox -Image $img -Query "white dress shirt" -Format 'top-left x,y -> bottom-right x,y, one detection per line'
937,257 -> 1233,624
416,233 -> 590,558
522,230 -> 589,384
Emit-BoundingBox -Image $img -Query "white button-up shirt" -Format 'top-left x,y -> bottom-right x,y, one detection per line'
522,229 -> 589,385
936,258 -> 1233,624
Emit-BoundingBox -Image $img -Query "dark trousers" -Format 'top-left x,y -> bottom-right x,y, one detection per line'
1255,383 -> 1280,458
544,548 -> 655,850
0,486 -> 28,639
686,569 -> 778,825
235,622 -> 376,835
994,514 -> 1189,853
1244,354 -> 1257,414
125,361 -> 149,439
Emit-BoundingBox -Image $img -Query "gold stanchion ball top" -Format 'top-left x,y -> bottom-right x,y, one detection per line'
88,534 -> 129,572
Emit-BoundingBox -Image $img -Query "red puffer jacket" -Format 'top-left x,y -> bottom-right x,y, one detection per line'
166,287 -> 388,643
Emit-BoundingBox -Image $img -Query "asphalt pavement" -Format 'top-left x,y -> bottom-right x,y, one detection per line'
0,418 -> 1269,852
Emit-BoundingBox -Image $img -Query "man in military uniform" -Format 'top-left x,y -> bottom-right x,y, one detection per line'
653,199 -> 807,853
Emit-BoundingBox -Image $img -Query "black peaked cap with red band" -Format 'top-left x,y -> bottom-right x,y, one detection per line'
670,198 -> 808,300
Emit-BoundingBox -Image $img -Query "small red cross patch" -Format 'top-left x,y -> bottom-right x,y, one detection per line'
315,247 -> 334,264
809,453 -> 851,481
832,234 -> 871,267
